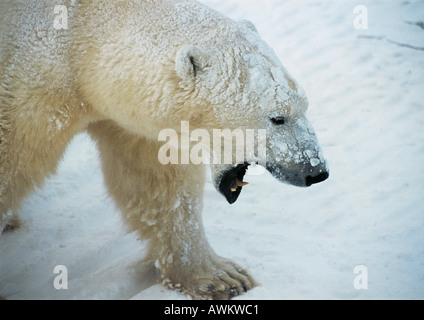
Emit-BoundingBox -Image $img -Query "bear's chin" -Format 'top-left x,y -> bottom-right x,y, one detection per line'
217,162 -> 250,204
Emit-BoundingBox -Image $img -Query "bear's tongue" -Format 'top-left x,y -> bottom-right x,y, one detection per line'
219,163 -> 249,204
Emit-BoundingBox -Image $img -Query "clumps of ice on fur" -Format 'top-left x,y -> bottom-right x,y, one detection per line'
268,117 -> 325,166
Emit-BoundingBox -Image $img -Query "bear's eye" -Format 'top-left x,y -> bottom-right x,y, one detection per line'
270,117 -> 286,125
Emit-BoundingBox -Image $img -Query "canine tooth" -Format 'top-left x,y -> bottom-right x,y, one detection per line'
235,178 -> 249,187
230,179 -> 249,192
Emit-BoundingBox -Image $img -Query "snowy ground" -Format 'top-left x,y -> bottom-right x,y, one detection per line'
1,0 -> 424,300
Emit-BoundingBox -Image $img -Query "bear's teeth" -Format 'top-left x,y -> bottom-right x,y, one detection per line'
231,179 -> 249,192
235,178 -> 249,187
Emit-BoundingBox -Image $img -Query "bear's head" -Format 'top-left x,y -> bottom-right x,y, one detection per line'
78,4 -> 328,204
174,19 -> 329,204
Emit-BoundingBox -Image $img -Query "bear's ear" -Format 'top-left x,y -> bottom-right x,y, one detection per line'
240,19 -> 258,33
175,46 -> 211,80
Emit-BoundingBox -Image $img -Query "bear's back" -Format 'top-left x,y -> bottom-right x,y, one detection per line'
0,0 -> 75,110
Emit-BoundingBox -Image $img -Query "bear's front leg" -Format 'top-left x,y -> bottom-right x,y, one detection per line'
150,185 -> 256,300
89,121 -> 256,300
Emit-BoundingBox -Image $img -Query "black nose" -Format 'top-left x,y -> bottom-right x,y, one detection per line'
305,171 -> 329,186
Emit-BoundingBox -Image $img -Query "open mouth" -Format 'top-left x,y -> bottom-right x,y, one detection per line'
217,162 -> 329,204
218,162 -> 250,204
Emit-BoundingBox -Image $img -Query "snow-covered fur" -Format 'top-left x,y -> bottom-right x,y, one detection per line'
0,0 -> 328,299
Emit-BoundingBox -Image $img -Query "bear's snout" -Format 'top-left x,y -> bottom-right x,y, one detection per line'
265,159 -> 329,188
305,171 -> 329,187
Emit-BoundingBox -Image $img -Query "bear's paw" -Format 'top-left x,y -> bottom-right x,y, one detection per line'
162,256 -> 257,300
0,211 -> 21,234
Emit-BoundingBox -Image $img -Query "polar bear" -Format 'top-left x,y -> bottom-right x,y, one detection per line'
0,0 -> 328,299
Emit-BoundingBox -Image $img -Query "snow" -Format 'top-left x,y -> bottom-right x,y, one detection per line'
1,0 -> 424,300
